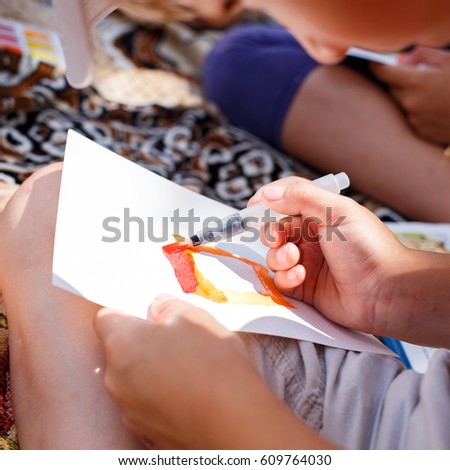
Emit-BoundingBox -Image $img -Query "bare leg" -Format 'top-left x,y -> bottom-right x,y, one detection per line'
0,164 -> 143,449
281,65 -> 450,222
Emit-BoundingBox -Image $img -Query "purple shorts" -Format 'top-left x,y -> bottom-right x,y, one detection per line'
203,25 -> 370,149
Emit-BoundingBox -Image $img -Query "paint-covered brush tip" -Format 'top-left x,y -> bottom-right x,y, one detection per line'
172,234 -> 186,242
172,234 -> 194,246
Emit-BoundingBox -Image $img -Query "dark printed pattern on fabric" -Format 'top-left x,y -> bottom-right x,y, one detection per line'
0,49 -> 318,209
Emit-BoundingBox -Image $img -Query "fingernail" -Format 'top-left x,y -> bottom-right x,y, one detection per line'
263,186 -> 286,201
247,195 -> 260,206
152,294 -> 177,308
263,224 -> 273,243
276,244 -> 289,264
269,223 -> 278,240
148,294 -> 177,320
286,266 -> 299,281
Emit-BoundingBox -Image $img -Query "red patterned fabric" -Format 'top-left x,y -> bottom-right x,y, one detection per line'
0,310 -> 18,449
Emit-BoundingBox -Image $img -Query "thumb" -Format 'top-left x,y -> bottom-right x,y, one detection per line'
399,46 -> 449,67
94,308 -> 143,342
260,179 -> 355,224
150,295 -> 230,337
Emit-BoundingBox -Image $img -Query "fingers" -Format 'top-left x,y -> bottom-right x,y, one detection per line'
253,178 -> 355,255
261,214 -> 304,247
370,62 -> 422,87
94,308 -> 143,342
261,222 -> 286,248
260,219 -> 305,293
268,244 -> 305,291
266,242 -> 300,272
273,265 -> 306,292
258,179 -> 351,225
247,176 -> 305,207
149,295 -> 231,338
150,296 -> 205,324
399,46 -> 450,67
95,296 -> 231,351
249,175 -> 351,223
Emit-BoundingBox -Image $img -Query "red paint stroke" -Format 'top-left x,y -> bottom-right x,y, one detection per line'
163,242 -> 294,308
162,242 -> 198,293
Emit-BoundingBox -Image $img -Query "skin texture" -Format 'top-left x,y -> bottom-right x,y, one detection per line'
2,0 -> 450,450
371,47 -> 450,145
280,64 -> 450,222
243,0 -> 450,63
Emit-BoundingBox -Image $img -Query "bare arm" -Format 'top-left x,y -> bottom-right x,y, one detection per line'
374,248 -> 450,348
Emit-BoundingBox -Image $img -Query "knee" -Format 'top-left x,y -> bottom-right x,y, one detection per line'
2,162 -> 62,223
0,163 -> 63,262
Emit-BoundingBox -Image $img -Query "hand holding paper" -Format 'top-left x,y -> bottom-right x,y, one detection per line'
248,175 -> 413,339
52,130 -> 393,355
94,297 -> 329,450
369,47 -> 450,144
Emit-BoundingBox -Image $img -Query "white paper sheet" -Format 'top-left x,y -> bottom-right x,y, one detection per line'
52,130 -> 394,355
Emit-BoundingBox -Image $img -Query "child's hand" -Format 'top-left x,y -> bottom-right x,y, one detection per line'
249,177 -> 412,337
94,297 -> 312,449
370,47 -> 450,145
93,297 -> 249,448
94,296 -> 336,449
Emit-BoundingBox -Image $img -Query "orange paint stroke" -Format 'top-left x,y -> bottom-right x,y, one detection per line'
162,242 -> 294,308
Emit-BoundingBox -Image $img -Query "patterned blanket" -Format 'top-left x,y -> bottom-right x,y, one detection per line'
0,9 -> 404,450
0,304 -> 16,449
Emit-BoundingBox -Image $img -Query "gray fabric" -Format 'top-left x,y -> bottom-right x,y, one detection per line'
241,334 -> 450,449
